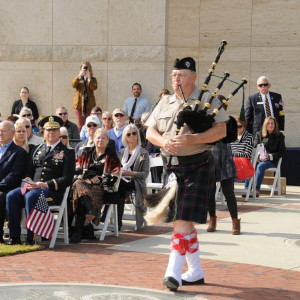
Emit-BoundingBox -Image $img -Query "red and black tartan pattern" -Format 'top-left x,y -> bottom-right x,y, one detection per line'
165,153 -> 215,224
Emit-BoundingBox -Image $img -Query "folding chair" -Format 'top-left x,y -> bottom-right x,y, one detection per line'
49,186 -> 71,248
146,156 -> 164,193
215,182 -> 225,205
260,157 -> 283,196
92,170 -> 122,241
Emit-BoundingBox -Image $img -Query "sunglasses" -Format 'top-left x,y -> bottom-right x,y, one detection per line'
22,114 -> 31,117
103,117 -> 112,121
126,131 -> 137,137
237,125 -> 243,129
115,114 -> 124,117
87,123 -> 98,128
60,135 -> 68,139
258,83 -> 269,87
25,125 -> 30,129
58,112 -> 68,116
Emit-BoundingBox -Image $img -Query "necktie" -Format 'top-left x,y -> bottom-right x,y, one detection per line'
46,146 -> 51,155
130,98 -> 138,118
264,95 -> 271,117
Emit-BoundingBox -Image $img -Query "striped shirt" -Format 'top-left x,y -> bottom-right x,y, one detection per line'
230,130 -> 253,159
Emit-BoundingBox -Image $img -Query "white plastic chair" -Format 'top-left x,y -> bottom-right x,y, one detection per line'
259,157 -> 282,196
49,186 -> 71,248
146,156 -> 164,192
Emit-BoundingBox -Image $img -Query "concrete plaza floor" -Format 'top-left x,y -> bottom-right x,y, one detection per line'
0,185 -> 299,299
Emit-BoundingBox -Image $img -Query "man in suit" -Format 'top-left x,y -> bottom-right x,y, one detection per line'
6,116 -> 75,245
0,121 -> 27,243
246,76 -> 285,137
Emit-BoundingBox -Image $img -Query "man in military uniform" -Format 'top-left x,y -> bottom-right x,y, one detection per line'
6,116 -> 75,245
146,57 -> 228,291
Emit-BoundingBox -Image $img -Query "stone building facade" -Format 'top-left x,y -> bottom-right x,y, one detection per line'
0,0 -> 299,146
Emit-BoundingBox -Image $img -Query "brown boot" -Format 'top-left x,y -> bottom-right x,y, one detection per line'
207,216 -> 217,232
232,218 -> 241,235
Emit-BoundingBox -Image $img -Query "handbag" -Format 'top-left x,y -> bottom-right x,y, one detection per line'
233,157 -> 255,181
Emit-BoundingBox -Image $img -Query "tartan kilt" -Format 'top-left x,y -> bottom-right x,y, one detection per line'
165,152 -> 215,224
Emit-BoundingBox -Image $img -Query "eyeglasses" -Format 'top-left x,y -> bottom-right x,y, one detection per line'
60,135 -> 68,139
103,117 -> 112,121
87,123 -> 98,128
126,131 -> 137,137
237,125 -> 243,129
58,112 -> 68,116
114,114 -> 124,117
25,125 -> 31,129
22,114 -> 31,117
91,112 -> 102,115
258,83 -> 269,87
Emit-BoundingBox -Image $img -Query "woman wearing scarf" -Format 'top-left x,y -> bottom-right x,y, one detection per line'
71,128 -> 121,243
118,124 -> 149,231
72,61 -> 98,132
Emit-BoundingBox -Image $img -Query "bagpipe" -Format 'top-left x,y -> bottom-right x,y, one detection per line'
144,41 -> 248,225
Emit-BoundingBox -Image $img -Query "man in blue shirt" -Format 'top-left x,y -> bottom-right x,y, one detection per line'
123,83 -> 151,127
108,108 -> 127,154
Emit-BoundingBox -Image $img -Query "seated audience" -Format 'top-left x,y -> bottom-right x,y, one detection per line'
102,111 -> 113,131
231,115 -> 253,159
11,87 -> 39,121
0,121 -> 27,243
6,116 -> 75,245
16,117 -> 43,145
245,116 -> 285,197
6,116 -> 19,124
60,126 -> 72,149
35,115 -> 46,138
118,124 -> 149,231
19,107 -> 39,134
13,123 -> 35,156
80,106 -> 102,140
56,107 -> 80,142
71,128 -> 121,243
108,108 -> 127,154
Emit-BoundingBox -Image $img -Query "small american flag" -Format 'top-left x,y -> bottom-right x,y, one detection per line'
25,190 -> 55,239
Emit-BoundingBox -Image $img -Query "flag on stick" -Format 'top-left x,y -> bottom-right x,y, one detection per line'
25,190 -> 55,239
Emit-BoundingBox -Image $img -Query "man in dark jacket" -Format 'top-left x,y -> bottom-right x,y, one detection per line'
6,116 -> 75,246
246,76 -> 285,137
0,121 -> 27,243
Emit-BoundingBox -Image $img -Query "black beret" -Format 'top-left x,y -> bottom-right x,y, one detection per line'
173,57 -> 196,72
39,115 -> 63,129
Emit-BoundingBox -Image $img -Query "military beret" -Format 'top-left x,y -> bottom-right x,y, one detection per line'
173,57 -> 196,72
39,115 -> 63,129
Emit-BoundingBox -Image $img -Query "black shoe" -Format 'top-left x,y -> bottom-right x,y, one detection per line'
23,239 -> 35,246
182,277 -> 205,286
70,232 -> 82,244
163,276 -> 179,292
7,237 -> 22,245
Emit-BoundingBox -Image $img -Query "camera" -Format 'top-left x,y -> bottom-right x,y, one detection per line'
83,66 -> 88,71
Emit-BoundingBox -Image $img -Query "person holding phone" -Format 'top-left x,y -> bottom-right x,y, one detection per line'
72,61 -> 98,132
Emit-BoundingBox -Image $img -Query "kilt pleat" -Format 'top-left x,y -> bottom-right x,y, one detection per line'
166,152 -> 215,224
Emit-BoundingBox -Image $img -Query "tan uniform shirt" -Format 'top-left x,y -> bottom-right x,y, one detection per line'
145,86 -> 229,156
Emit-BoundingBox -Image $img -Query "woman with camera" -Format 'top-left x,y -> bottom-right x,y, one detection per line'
72,61 -> 98,131
71,128 -> 121,243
